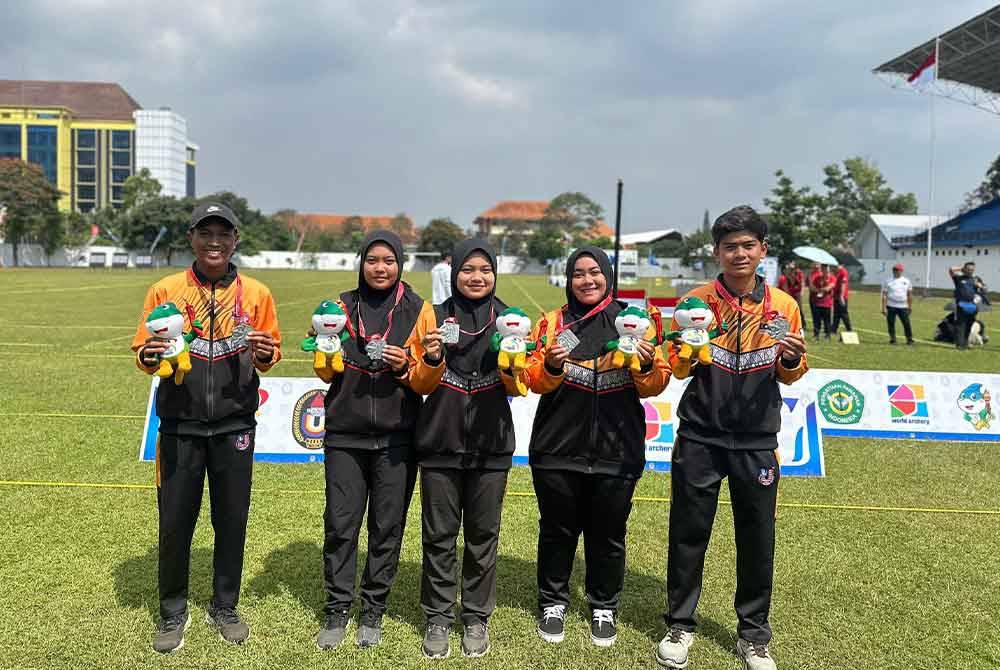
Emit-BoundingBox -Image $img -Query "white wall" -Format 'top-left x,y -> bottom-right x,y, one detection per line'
892,245 -> 1000,291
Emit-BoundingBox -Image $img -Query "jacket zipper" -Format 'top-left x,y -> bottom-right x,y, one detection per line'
205,282 -> 215,421
369,372 -> 378,447
589,355 -> 599,471
733,296 -> 743,450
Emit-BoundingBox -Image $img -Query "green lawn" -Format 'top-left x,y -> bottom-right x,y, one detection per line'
0,268 -> 997,670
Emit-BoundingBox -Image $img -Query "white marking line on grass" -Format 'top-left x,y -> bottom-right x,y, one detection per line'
0,349 -> 315,362
0,323 -> 135,330
507,277 -> 545,314
0,342 -> 48,347
0,412 -> 145,419
1,480 -> 997,516
852,327 -> 951,348
84,333 -> 135,349
0,283 -> 148,295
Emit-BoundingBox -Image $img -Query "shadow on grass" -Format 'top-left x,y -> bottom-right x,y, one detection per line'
113,544 -> 216,622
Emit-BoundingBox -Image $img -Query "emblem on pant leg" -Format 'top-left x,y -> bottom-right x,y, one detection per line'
758,467 -> 775,486
235,432 -> 252,451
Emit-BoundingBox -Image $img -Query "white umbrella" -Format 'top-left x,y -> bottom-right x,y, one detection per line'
793,246 -> 839,266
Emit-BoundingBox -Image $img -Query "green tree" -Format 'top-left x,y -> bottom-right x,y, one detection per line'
389,213 -> 414,244
526,222 -> 566,265
962,154 -> 1000,212
762,170 -> 825,263
680,229 -> 714,270
122,168 -> 162,211
819,157 -> 917,248
588,236 -> 614,250
0,158 -> 62,266
120,195 -> 194,264
196,191 -> 294,256
543,191 -> 604,233
419,217 -> 466,256
36,209 -> 65,264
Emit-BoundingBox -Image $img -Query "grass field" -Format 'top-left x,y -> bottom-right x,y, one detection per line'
0,267 -> 998,670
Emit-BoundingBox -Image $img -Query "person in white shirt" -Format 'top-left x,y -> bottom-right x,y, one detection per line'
881,263 -> 913,345
431,253 -> 452,305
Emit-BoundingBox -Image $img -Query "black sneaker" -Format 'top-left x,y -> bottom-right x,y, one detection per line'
152,611 -> 190,654
888,339 -> 897,345
205,604 -> 249,644
537,604 -> 566,644
317,610 -> 350,650
356,609 -> 383,648
590,609 -> 617,647
421,623 -> 450,659
462,622 -> 490,658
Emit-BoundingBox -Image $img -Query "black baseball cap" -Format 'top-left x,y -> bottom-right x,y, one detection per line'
189,202 -> 240,232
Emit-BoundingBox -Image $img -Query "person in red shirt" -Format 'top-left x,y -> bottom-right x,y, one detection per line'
777,262 -> 806,330
830,264 -> 853,335
809,265 -> 836,339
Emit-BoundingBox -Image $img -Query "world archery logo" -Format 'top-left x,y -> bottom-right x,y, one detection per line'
887,384 -> 930,425
817,379 -> 865,425
643,401 -> 674,455
291,389 -> 327,449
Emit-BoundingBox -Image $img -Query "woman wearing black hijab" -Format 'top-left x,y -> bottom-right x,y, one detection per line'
525,246 -> 670,648
414,239 -> 526,660
316,230 -> 445,651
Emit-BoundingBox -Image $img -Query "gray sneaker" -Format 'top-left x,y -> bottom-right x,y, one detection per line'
461,622 -> 490,658
736,638 -> 777,670
152,611 -> 190,654
317,610 -> 351,650
655,627 -> 695,668
356,609 -> 383,648
205,605 -> 249,644
421,623 -> 451,659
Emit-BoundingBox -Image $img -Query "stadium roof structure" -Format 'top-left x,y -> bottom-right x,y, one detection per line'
873,4 -> 1000,114
618,229 -> 683,245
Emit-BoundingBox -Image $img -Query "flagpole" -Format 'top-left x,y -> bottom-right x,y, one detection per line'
924,37 -> 939,297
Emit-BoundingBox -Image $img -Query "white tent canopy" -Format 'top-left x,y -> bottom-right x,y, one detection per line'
618,229 -> 683,245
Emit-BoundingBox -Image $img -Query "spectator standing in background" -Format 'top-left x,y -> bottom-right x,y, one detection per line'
882,263 -> 913,345
431,253 -> 452,305
777,262 -> 806,331
809,265 -> 835,340
830,264 -> 853,336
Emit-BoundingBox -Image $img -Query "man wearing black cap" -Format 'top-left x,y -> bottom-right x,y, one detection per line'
130,202 -> 282,653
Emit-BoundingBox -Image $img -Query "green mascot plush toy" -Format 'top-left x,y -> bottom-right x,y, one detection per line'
301,300 -> 349,383
605,306 -> 653,371
144,302 -> 202,385
490,307 -> 540,396
665,296 -> 727,379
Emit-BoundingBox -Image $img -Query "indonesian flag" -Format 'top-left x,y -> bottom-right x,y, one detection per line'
908,50 -> 936,88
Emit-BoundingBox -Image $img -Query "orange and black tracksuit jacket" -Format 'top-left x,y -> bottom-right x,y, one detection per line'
525,304 -> 671,479
131,263 -> 281,436
322,285 -> 445,451
670,276 -> 808,450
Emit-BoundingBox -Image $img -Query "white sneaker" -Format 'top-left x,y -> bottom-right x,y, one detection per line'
736,638 -> 777,670
655,627 -> 695,668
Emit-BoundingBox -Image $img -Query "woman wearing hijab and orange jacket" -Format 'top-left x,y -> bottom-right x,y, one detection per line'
316,230 -> 445,651
415,238 -> 527,660
525,246 -> 670,648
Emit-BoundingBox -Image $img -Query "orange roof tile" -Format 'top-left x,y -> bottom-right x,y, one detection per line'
0,80 -> 141,121
289,213 -> 417,243
475,200 -> 550,222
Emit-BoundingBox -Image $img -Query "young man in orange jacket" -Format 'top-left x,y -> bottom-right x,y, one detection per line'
132,203 -> 281,654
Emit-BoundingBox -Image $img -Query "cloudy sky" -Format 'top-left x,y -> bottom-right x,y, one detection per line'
6,0 -> 1000,233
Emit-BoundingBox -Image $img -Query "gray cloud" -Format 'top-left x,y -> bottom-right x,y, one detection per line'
4,0 -> 1000,232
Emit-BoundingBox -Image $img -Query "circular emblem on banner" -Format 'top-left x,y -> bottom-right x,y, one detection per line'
818,380 -> 865,425
292,390 -> 327,449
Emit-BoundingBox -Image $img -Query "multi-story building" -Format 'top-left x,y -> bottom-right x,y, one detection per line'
0,80 -> 197,212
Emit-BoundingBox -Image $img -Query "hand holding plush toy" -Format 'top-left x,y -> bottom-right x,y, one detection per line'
665,296 -> 727,379
144,302 -> 202,385
490,307 -> 540,396
301,300 -> 349,383
605,306 -> 652,371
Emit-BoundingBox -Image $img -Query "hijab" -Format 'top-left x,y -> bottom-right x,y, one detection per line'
354,230 -> 406,335
562,246 -> 622,360
438,238 -> 507,376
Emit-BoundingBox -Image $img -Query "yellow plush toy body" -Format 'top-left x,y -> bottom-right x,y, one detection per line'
301,301 -> 349,383
666,296 -> 727,379
605,306 -> 652,371
490,307 -> 539,396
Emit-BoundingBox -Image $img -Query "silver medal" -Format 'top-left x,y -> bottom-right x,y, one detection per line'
761,316 -> 790,341
232,321 -> 251,350
366,337 -> 386,361
441,320 -> 460,345
556,329 -> 580,353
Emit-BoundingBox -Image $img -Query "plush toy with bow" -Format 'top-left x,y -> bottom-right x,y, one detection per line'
666,296 -> 727,379
605,306 -> 653,371
301,300 -> 349,383
490,307 -> 540,395
144,302 -> 202,385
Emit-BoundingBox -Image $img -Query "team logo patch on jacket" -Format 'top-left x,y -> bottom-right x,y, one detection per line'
758,467 -> 775,486
234,432 -> 252,451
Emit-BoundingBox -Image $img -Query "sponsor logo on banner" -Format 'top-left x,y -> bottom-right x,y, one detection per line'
256,389 -> 270,417
817,379 -> 864,425
291,390 -> 327,449
643,401 -> 673,464
888,384 -> 930,424
956,383 -> 994,431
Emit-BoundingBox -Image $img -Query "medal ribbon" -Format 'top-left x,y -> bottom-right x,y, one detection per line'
447,303 -> 495,337
555,295 -> 614,333
357,281 -> 405,343
714,279 -> 779,322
